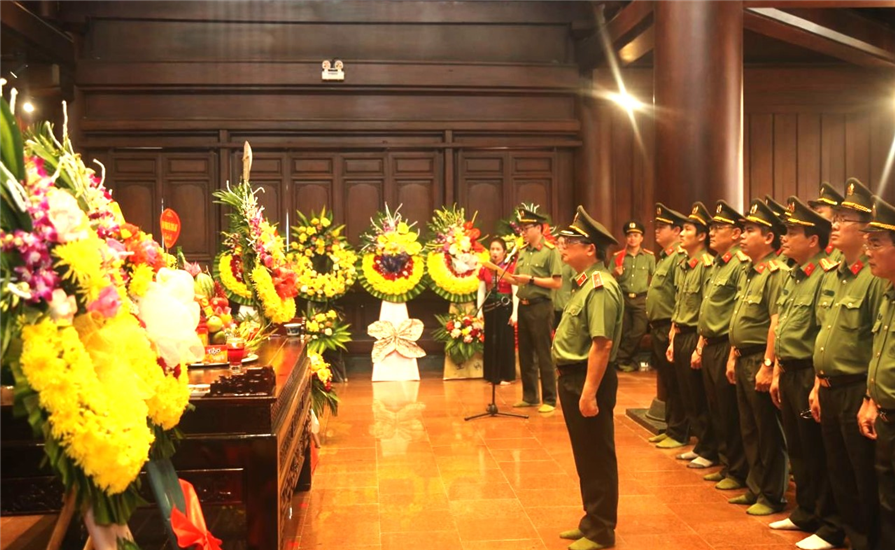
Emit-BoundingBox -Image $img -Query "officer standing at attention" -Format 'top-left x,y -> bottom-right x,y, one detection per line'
663,202 -> 717,468
694,201 -> 751,489
726,199 -> 789,516
768,197 -> 844,550
507,205 -> 563,413
858,196 -> 895,550
809,179 -> 885,550
807,182 -> 845,264
644,204 -> 689,447
612,220 -> 655,372
553,205 -> 623,550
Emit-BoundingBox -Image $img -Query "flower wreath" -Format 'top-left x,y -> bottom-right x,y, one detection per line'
357,204 -> 426,302
213,155 -> 298,325
288,206 -> 357,302
432,309 -> 485,365
425,205 -> 489,303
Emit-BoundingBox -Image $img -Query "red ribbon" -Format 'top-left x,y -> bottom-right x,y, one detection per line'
170,479 -> 223,550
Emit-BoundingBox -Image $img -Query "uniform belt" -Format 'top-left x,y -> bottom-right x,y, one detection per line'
817,373 -> 866,389
734,345 -> 765,358
704,335 -> 729,347
625,292 -> 647,299
676,325 -> 697,335
556,362 -> 587,376
778,358 -> 814,372
519,297 -> 550,306
649,319 -> 672,331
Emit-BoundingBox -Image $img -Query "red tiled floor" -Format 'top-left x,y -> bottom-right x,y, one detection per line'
296,369 -> 811,550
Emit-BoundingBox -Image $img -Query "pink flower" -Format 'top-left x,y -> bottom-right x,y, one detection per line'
87,285 -> 122,318
46,189 -> 89,243
184,261 -> 202,277
48,289 -> 77,325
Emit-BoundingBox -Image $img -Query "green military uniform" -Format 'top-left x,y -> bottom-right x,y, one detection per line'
729,200 -> 789,515
813,178 -> 885,550
669,202 -> 717,459
766,195 -> 793,266
554,263 -> 576,330
514,206 -> 563,408
865,196 -> 895,549
773,197 -> 843,545
645,203 -> 689,445
697,200 -> 749,487
552,206 -> 622,550
613,220 -> 656,370
809,182 -> 846,265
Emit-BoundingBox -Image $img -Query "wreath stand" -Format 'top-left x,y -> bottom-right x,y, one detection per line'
371,301 -> 421,382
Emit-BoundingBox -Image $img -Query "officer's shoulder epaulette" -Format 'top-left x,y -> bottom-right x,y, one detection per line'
820,258 -> 841,272
736,250 -> 749,262
614,250 -> 625,257
644,249 -> 655,255
702,253 -> 713,267
768,260 -> 780,272
544,241 -> 556,249
592,272 -> 604,290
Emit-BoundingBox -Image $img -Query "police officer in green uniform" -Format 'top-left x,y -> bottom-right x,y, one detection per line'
612,220 -> 656,372
553,205 -> 622,550
555,263 -> 576,330
808,182 -> 845,264
766,195 -> 792,265
768,197 -> 844,549
645,203 -> 689,447
810,179 -> 886,550
859,196 -> 895,550
662,202 -> 717,466
725,199 -> 789,516
508,206 -> 563,413
694,200 -> 750,489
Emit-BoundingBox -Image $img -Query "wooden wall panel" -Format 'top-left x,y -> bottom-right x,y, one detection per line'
345,181 -> 384,243
772,114 -> 798,202
113,180 -> 156,236
796,114 -> 821,199
821,113 -> 847,186
749,114 -> 775,202
846,112 -> 872,184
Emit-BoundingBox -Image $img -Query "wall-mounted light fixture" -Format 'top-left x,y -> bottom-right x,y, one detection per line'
322,60 -> 344,82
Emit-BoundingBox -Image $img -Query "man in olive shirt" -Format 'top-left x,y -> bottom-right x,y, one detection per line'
808,182 -> 845,264
664,202 -> 717,465
859,196 -> 895,550
553,205 -> 622,550
768,197 -> 844,550
725,199 -> 789,516
645,203 -> 689,447
693,200 -> 750,489
809,179 -> 886,550
508,206 -> 563,413
613,220 -> 655,372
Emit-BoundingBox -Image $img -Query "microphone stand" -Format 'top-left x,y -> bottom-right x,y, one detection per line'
465,249 -> 528,421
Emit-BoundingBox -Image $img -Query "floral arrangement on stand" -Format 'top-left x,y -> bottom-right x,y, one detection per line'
288,206 -> 357,302
432,309 -> 485,365
358,204 -> 426,302
307,352 -> 340,417
304,304 -> 352,355
425,205 -> 489,303
213,143 -> 297,326
0,96 -> 203,538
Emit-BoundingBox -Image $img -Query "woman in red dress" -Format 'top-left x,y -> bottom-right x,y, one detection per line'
477,237 -> 519,385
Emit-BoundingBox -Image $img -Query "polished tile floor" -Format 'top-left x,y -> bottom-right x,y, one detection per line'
295,369 -> 805,550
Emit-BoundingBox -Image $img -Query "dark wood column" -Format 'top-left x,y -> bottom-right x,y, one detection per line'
654,1 -> 743,210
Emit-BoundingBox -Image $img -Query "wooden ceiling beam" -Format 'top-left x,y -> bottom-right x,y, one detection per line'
576,1 -> 654,69
744,7 -> 895,68
0,2 -> 74,65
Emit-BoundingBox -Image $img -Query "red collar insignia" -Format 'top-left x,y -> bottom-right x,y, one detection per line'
665,245 -> 675,256
755,263 -> 767,273
825,244 -> 835,255
802,262 -> 816,277
688,257 -> 699,269
851,260 -> 864,275
776,248 -> 784,256
575,272 -> 588,287
722,251 -> 733,264
592,272 -> 604,289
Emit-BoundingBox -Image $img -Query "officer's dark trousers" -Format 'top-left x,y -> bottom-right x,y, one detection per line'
702,339 -> 748,483
617,294 -> 648,365
558,366 -> 618,547
779,366 -> 843,545
819,383 -> 878,550
650,322 -> 688,442
518,300 -> 556,406
875,413 -> 895,550
735,353 -> 788,509
674,331 -> 716,459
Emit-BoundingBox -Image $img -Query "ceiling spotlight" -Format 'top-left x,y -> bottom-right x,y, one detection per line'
608,91 -> 645,113
22,101 -> 35,114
